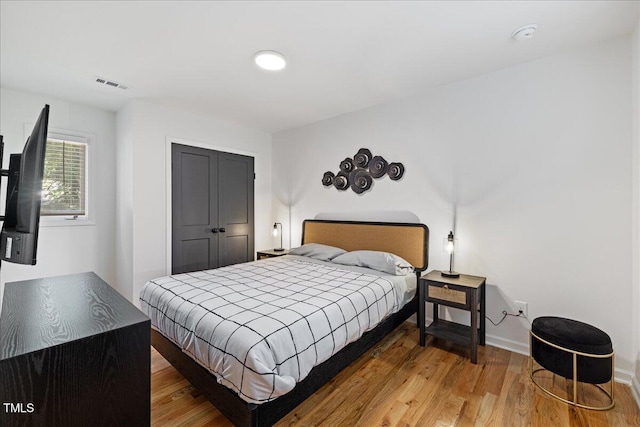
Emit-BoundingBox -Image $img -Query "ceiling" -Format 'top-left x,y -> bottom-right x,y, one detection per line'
1,1 -> 638,134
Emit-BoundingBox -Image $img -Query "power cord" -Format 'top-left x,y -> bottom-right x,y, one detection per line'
486,310 -> 526,326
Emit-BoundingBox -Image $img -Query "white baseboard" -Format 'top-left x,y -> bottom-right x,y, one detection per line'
485,333 -> 529,356
613,368 -> 635,385
632,376 -> 640,410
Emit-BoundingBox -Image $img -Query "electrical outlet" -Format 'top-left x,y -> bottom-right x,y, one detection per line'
515,301 -> 528,318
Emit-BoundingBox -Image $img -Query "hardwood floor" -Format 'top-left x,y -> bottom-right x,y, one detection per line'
151,322 -> 640,426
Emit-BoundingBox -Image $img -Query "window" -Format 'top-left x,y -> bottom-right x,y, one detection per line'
41,136 -> 88,217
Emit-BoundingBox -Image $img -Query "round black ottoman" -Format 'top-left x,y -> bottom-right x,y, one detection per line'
529,316 -> 614,410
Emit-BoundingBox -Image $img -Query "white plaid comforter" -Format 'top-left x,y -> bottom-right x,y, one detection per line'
139,257 -> 399,404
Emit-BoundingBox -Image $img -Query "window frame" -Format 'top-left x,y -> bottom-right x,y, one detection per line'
38,128 -> 94,227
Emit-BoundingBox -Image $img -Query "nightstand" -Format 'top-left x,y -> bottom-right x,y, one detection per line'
256,249 -> 290,260
418,270 -> 486,363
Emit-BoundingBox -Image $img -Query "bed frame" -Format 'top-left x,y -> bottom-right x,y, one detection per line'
151,219 -> 429,426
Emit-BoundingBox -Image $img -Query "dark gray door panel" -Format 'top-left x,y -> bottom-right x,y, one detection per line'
180,238 -> 210,273
223,235 -> 249,267
218,152 -> 254,268
180,153 -> 210,226
172,144 -> 219,274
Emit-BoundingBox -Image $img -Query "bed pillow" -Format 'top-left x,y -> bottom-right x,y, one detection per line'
331,250 -> 414,276
288,243 -> 347,261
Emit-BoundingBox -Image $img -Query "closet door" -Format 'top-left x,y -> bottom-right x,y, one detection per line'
171,144 -> 254,274
218,152 -> 254,267
171,144 -> 219,274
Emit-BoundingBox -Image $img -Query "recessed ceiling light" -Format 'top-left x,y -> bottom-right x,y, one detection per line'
512,24 -> 538,40
254,51 -> 287,71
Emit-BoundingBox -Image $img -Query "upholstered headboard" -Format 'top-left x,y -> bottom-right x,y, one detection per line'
301,219 -> 429,272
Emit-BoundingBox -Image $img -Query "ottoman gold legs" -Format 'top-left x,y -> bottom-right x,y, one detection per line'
529,330 -> 615,411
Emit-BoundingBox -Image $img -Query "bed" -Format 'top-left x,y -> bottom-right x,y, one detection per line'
142,219 -> 429,426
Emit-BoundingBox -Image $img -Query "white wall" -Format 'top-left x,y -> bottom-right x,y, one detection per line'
116,100 -> 272,304
115,102 -> 135,300
273,37 -> 635,379
0,88 -> 117,291
632,17 -> 640,394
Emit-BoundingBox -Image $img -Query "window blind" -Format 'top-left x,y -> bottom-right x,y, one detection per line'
41,139 -> 86,216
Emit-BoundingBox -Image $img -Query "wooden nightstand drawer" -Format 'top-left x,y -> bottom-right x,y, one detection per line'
427,284 -> 468,306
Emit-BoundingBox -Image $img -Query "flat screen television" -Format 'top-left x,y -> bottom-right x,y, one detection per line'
0,105 -> 49,265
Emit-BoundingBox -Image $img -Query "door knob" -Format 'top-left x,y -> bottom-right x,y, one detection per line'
219,228 -> 226,233
212,228 -> 219,233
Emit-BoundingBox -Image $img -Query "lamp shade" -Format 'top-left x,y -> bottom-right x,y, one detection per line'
444,231 -> 456,253
273,222 -> 284,251
441,231 -> 459,278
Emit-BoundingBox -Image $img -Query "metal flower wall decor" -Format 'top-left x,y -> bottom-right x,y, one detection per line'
322,148 -> 405,194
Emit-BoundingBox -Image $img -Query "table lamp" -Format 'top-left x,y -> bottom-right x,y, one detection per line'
441,231 -> 459,278
273,222 -> 284,251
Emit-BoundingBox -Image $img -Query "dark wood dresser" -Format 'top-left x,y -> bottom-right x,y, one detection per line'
0,272 -> 150,427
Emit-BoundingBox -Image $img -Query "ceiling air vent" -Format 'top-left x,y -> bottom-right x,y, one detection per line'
95,76 -> 129,90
